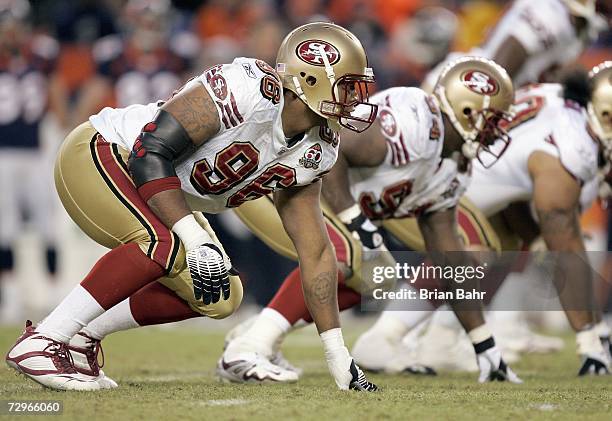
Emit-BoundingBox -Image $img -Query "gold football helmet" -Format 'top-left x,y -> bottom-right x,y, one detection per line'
276,22 -> 377,133
433,56 -> 514,167
589,61 -> 612,151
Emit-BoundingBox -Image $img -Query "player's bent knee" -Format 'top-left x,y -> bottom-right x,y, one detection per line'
188,275 -> 243,319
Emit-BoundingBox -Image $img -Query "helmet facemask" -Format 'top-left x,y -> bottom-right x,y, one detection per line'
437,85 -> 513,168
319,72 -> 378,133
469,107 -> 514,168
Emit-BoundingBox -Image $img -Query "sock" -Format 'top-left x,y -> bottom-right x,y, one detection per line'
268,267 -> 359,325
81,243 -> 165,310
227,308 -> 292,358
432,305 -> 462,329
82,298 -> 138,340
37,243 -> 165,342
129,281 -> 201,326
83,282 -> 202,339
37,286 -> 105,343
267,267 -> 310,325
374,282 -> 436,339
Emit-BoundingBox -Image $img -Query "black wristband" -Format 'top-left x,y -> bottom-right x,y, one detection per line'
345,213 -> 367,232
128,109 -> 195,188
473,336 -> 495,354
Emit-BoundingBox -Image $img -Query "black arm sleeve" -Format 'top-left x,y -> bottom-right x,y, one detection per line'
127,109 -> 195,188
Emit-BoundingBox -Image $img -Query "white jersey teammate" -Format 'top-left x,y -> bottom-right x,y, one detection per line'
354,66 -> 612,376
423,0 -> 607,90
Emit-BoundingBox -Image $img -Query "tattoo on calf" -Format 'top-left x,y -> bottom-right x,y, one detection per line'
539,208 -> 581,238
307,271 -> 336,305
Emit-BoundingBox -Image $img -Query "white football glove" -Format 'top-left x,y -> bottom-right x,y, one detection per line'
321,328 -> 378,391
339,205 -> 385,253
186,243 -> 232,305
476,343 -> 522,384
172,213 -> 237,305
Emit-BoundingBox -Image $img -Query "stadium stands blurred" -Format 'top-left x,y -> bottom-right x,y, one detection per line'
1,0 -> 611,323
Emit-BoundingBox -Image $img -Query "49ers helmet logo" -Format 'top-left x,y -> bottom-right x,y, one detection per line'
299,143 -> 323,170
296,40 -> 341,66
461,70 -> 499,95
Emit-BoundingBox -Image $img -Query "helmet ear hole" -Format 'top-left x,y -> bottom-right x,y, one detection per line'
300,72 -> 306,77
306,75 -> 317,86
463,107 -> 472,116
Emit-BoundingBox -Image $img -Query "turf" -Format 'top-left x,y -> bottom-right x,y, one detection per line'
0,323 -> 610,421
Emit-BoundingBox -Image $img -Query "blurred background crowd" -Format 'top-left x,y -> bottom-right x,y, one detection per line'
0,0 -> 611,323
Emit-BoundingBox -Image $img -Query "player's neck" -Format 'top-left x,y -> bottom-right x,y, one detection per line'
281,91 -> 322,138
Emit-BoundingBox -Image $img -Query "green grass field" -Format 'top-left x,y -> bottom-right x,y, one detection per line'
1,322 -> 611,421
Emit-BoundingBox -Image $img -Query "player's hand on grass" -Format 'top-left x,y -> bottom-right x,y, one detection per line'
476,343 -> 522,384
186,243 -> 232,305
321,328 -> 378,391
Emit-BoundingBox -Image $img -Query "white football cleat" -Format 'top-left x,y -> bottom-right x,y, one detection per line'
417,323 -> 480,372
216,352 -> 299,383
5,321 -> 101,391
69,332 -> 118,389
270,351 -> 303,376
352,327 -> 435,375
224,315 -> 303,377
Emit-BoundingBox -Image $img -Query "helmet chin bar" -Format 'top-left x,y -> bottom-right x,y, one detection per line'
319,74 -> 377,133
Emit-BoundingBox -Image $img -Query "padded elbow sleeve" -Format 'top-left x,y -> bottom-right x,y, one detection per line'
128,109 -> 194,194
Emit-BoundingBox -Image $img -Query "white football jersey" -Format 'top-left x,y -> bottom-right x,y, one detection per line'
423,0 -> 584,89
466,83 -> 599,216
349,87 -> 469,220
89,57 -> 338,213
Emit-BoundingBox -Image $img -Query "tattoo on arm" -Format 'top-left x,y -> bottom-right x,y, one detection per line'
306,271 -> 336,305
539,208 -> 581,240
162,85 -> 220,145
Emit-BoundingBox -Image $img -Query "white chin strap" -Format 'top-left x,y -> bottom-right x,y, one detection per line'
291,76 -> 308,105
318,44 -> 337,99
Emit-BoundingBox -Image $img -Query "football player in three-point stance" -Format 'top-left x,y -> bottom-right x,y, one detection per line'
5,22 -> 380,392
220,57 -> 522,384
354,63 -> 612,376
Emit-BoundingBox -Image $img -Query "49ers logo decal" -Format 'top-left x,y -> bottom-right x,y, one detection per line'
379,109 -> 397,138
296,40 -> 340,66
461,70 -> 499,95
299,143 -> 323,170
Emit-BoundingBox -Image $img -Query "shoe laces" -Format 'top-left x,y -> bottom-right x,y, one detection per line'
82,335 -> 105,370
44,341 -> 77,374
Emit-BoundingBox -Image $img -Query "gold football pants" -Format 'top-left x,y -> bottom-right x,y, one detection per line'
54,122 -> 242,318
